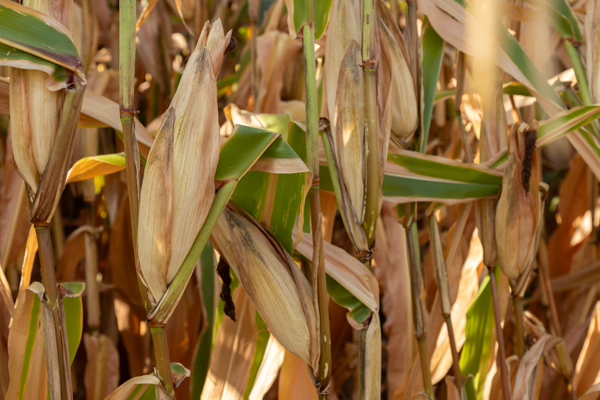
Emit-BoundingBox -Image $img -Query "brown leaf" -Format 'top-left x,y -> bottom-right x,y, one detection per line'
201,286 -> 257,399
83,333 -> 120,400
278,351 -> 318,400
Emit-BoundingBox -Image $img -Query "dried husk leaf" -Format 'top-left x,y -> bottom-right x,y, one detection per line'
495,122 -> 541,286
211,206 -> 319,371
324,0 -> 361,133
377,17 -> 417,148
8,0 -> 73,195
334,41 -> 366,223
138,32 -> 223,303
247,336 -> 286,400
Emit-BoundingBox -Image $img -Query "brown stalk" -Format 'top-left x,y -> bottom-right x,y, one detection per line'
84,204 -> 100,330
36,227 -> 71,400
455,52 -> 473,163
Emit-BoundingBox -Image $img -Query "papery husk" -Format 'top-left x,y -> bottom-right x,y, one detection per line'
138,22 -> 230,303
334,41 -> 366,223
9,0 -> 74,195
377,11 -> 417,148
496,122 -> 541,286
324,0 -> 362,140
210,205 -> 320,372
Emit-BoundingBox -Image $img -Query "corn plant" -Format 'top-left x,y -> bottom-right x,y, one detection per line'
4,0 -> 600,399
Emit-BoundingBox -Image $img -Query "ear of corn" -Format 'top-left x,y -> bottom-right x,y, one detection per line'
211,205 -> 320,372
137,40 -> 221,304
496,122 -> 541,284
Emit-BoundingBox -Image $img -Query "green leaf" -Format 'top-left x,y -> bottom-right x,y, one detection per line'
419,22 -> 445,153
326,276 -> 371,325
0,42 -> 69,90
536,0 -> 583,41
63,296 -> 83,365
290,0 -> 333,39
460,267 -> 499,399
0,0 -> 84,83
190,243 -> 217,400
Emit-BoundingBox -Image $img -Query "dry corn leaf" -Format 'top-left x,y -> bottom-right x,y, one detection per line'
104,375 -> 160,400
586,0 -> 600,103
247,336 -> 286,400
513,335 -> 548,400
5,287 -> 48,400
278,350 -> 318,400
373,203 -> 414,393
0,133 -> 30,269
201,286 -> 257,400
83,333 -> 120,400
256,31 -> 303,113
574,301 -> 600,396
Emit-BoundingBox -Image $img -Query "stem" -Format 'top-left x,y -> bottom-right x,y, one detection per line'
407,223 -> 434,398
36,226 -> 71,399
303,22 -> 332,398
249,0 -> 260,112
120,0 -> 174,396
84,204 -> 100,330
513,296 -> 526,358
489,266 -> 511,400
362,0 -> 379,247
445,316 -> 463,385
151,327 -> 176,399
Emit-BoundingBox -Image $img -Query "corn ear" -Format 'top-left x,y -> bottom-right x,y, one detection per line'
496,121 -> 541,286
138,22 -> 230,304
9,0 -> 73,195
377,11 -> 418,148
211,205 -> 320,372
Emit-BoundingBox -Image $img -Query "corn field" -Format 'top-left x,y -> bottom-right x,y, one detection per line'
4,0 -> 600,398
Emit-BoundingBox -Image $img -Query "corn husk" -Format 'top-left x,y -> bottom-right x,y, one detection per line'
377,5 -> 418,148
210,205 -> 320,371
9,0 -> 73,195
137,21 -> 231,304
496,121 -> 541,287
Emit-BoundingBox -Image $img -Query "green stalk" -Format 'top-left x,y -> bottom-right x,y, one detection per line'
36,226 -> 70,400
303,21 -> 332,399
362,0 -> 380,247
407,222 -> 434,398
119,0 -> 174,397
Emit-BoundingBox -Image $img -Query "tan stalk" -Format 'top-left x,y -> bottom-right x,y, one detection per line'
119,0 -> 174,396
303,11 -> 332,397
84,204 -> 100,330
455,52 -> 472,163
